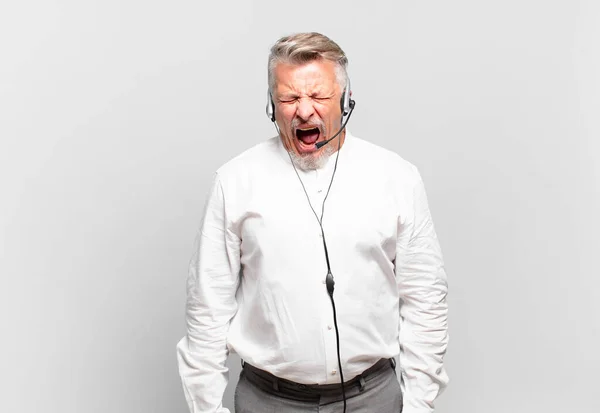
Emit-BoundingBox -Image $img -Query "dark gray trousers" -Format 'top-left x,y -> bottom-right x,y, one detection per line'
234,359 -> 403,413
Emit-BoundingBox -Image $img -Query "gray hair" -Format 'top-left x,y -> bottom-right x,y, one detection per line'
267,32 -> 349,92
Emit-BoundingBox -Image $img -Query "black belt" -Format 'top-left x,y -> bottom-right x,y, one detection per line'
241,358 -> 396,401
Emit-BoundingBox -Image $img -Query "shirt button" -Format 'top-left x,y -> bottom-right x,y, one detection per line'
328,325 -> 333,330
317,188 -> 323,193
331,369 -> 337,375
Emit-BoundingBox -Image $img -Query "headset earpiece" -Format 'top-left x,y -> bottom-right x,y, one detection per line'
340,78 -> 353,117
266,90 -> 275,122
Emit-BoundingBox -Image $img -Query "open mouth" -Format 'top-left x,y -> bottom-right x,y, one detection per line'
295,127 -> 321,147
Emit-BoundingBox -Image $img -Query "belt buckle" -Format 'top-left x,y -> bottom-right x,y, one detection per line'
358,376 -> 366,392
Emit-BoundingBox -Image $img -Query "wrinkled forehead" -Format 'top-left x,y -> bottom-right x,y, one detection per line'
273,60 -> 340,95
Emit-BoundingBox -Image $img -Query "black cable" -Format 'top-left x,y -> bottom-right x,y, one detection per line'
290,155 -> 348,413
328,283 -> 346,412
284,113 -> 352,413
274,103 -> 355,412
323,267 -> 346,412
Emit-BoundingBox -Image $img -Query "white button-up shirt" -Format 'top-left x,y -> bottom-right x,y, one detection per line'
176,133 -> 449,413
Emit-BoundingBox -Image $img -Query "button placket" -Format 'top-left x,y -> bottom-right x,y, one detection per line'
322,314 -> 339,380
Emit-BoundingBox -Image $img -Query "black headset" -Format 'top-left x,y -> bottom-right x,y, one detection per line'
266,78 -> 353,123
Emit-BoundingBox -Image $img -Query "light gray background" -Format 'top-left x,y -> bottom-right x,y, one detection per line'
1,1 -> 598,412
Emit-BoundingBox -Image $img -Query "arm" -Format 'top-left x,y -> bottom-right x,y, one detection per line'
176,173 -> 241,413
395,166 -> 449,413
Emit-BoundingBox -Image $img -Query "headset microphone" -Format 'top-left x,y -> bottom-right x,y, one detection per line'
314,100 -> 355,149
266,78 -> 355,151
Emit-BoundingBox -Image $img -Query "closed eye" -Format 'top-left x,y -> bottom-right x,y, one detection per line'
278,95 -> 332,103
278,96 -> 298,103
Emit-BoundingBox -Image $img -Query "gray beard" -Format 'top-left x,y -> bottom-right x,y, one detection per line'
289,143 -> 336,170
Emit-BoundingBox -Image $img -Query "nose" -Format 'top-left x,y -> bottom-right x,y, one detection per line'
296,98 -> 315,122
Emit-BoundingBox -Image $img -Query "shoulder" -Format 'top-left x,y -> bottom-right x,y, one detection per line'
347,133 -> 421,183
214,136 -> 281,181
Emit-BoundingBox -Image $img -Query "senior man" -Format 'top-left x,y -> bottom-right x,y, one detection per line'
177,32 -> 449,413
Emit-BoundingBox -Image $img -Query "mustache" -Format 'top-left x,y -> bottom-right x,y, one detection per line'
291,118 -> 327,135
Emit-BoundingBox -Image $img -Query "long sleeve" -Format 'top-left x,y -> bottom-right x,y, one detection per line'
176,173 -> 241,413
395,166 -> 449,413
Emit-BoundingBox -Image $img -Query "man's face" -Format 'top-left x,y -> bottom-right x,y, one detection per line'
273,60 -> 344,159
